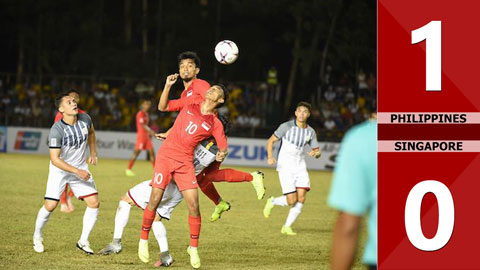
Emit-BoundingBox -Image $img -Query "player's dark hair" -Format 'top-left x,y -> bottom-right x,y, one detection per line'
213,83 -> 229,108
55,92 -> 71,108
296,101 -> 312,112
67,88 -> 80,96
218,114 -> 231,135
178,51 -> 201,68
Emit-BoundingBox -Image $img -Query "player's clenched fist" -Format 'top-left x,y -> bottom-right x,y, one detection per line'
88,156 -> 98,165
76,169 -> 91,180
267,157 -> 276,165
165,74 -> 179,86
308,150 -> 321,159
216,151 -> 227,162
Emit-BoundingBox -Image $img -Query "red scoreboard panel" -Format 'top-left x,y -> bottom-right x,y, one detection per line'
378,0 -> 480,269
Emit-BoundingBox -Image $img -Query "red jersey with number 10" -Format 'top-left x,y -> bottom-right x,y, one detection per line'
136,111 -> 149,138
159,99 -> 227,163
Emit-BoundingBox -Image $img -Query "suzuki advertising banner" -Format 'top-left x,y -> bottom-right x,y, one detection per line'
4,126 -> 338,171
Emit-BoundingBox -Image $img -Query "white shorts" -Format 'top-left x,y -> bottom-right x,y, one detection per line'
128,180 -> 183,220
277,169 -> 311,195
44,162 -> 98,201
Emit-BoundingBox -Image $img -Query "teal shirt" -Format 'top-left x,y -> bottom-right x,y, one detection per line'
328,120 -> 377,265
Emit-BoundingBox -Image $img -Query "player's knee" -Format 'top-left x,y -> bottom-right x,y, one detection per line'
186,201 -> 200,215
286,196 -> 298,205
87,201 -> 100,208
44,200 -> 58,211
298,196 -> 306,203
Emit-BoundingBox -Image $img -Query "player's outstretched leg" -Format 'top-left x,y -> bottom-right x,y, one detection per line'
210,200 -> 231,222
99,199 -> 132,255
250,171 -> 266,200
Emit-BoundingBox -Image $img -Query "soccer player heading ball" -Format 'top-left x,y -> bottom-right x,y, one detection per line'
139,82 -> 228,269
264,102 -> 321,235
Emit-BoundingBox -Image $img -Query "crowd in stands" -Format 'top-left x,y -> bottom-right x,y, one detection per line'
0,69 -> 376,142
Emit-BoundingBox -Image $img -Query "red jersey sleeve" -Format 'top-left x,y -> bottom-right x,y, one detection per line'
54,112 -> 62,122
167,98 -> 187,112
212,117 -> 228,151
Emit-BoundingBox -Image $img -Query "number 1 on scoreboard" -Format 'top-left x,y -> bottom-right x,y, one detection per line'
411,21 -> 442,91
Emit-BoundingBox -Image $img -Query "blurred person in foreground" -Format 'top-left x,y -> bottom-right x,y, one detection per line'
328,113 -> 377,270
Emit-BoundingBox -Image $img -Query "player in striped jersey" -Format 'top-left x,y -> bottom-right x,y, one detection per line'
54,89 -> 85,213
33,92 -> 99,254
264,102 -> 321,235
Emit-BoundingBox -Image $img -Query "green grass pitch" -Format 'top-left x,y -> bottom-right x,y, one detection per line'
0,153 -> 366,269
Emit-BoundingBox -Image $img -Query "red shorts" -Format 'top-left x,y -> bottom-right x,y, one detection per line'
151,155 -> 197,191
136,135 -> 152,150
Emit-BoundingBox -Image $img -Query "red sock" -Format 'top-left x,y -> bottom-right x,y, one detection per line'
128,159 -> 135,170
68,189 -> 74,198
205,169 -> 253,182
60,185 -> 69,204
188,215 -> 201,247
140,208 -> 156,240
199,181 -> 221,205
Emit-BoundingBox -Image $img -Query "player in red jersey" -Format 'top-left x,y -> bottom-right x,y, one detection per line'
158,51 -> 265,221
54,89 -> 86,213
125,99 -> 156,176
138,82 -> 228,269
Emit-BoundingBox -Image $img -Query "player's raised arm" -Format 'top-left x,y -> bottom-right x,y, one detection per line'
158,73 -> 179,112
87,123 -> 98,165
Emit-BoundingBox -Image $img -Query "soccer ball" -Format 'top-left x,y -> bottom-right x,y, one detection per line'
214,40 -> 239,65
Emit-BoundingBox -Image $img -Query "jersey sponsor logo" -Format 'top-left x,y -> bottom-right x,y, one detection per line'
201,122 -> 211,131
14,131 -> 41,151
153,172 -> 164,185
187,90 -> 193,97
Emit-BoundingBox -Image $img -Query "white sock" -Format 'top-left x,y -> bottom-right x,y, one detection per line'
80,207 -> 99,243
284,202 -> 303,227
152,221 -> 169,252
113,200 -> 132,240
34,206 -> 52,239
272,196 -> 288,206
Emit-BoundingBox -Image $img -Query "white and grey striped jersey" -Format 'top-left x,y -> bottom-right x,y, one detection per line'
48,113 -> 92,168
193,139 -> 218,175
274,120 -> 319,171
